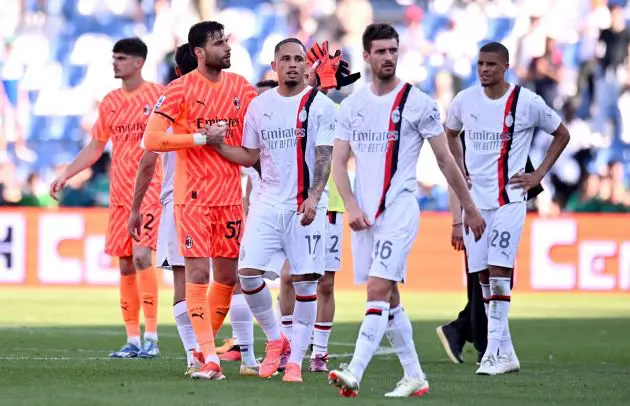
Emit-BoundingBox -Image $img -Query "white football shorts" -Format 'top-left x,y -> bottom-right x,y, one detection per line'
238,200 -> 326,280
351,193 -> 419,284
463,201 -> 526,273
325,211 -> 343,272
156,200 -> 185,270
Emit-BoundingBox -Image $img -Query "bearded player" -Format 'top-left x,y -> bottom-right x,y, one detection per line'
143,21 -> 257,380
327,23 -> 485,397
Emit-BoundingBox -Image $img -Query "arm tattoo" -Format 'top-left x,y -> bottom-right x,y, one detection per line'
310,145 -> 333,201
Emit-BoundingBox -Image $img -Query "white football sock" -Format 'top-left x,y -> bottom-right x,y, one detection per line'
385,305 -> 423,379
173,301 -> 197,356
280,315 -> 293,342
480,283 -> 490,315
311,322 -> 333,358
128,336 -> 141,347
348,301 -> 390,383
485,277 -> 511,358
288,281 -> 317,366
239,275 -> 281,341
230,293 -> 257,366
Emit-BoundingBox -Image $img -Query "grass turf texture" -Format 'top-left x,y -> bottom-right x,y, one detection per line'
1,288 -> 629,405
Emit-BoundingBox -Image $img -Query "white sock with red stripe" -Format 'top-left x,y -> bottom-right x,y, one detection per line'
484,277 -> 511,358
311,322 -> 333,358
385,305 -> 424,379
280,315 -> 293,342
230,293 -> 257,366
239,275 -> 281,341
348,301 -> 390,383
287,281 -> 317,366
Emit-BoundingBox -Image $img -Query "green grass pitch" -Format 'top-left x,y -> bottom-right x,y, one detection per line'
1,288 -> 629,405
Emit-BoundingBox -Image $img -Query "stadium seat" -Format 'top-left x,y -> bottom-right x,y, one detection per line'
487,18 -> 515,42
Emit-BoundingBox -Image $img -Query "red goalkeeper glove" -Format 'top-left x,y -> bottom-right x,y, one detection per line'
307,41 -> 360,90
306,41 -> 340,90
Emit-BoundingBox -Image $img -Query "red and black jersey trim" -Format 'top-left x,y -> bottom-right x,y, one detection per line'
497,85 -> 521,206
295,89 -> 319,206
375,83 -> 413,218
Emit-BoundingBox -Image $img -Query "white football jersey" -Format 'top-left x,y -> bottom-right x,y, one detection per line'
246,166 -> 261,205
336,81 -> 443,222
445,84 -> 562,209
242,86 -> 336,210
160,150 -> 175,204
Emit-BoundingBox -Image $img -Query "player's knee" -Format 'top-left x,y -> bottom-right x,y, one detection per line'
488,265 -> 511,278
238,274 -> 265,293
366,277 -> 395,302
212,257 -> 238,286
317,273 -> 335,298
119,256 -> 135,275
172,267 -> 186,303
132,253 -> 152,271
185,258 -> 210,284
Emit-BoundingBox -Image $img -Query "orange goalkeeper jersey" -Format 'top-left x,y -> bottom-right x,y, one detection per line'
143,70 -> 257,207
91,81 -> 164,208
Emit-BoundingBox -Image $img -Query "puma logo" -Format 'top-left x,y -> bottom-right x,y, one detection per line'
121,305 -> 128,311
216,310 -> 227,317
470,113 -> 479,120
143,300 -> 154,306
357,112 -> 365,119
263,112 -> 273,120
501,251 -> 509,259
191,312 -> 205,319
196,100 -> 206,107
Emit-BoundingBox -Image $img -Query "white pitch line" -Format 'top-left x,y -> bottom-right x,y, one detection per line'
1,348 -> 395,362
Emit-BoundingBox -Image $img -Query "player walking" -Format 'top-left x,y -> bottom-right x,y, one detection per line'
143,21 -> 257,380
327,23 -> 485,397
50,38 -> 163,359
128,43 -> 200,375
445,42 -> 570,375
208,38 -> 336,382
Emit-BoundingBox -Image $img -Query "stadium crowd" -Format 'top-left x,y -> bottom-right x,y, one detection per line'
0,0 -> 629,214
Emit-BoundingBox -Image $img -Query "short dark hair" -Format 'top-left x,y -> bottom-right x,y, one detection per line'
479,41 -> 510,63
112,37 -> 148,59
188,21 -> 225,51
175,43 -> 197,75
274,38 -> 306,55
362,23 -> 399,52
256,79 -> 279,88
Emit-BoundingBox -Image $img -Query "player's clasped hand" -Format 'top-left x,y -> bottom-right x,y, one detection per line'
49,176 -> 67,201
128,210 -> 142,242
347,202 -> 371,231
463,207 -> 486,242
202,121 -> 227,146
451,223 -> 465,251
297,196 -> 318,226
508,172 -> 541,196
